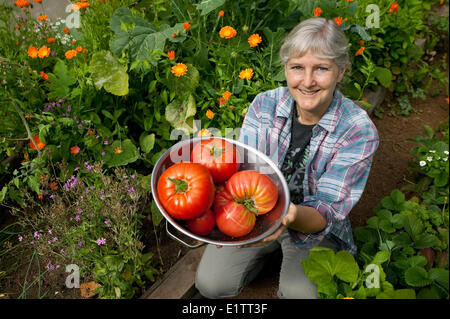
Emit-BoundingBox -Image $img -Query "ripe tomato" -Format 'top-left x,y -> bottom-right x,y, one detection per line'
216,201 -> 256,237
191,138 -> 240,183
225,170 -> 278,215
213,184 -> 234,214
157,162 -> 215,220
186,209 -> 215,236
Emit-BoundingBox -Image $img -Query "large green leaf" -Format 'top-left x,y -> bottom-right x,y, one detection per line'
193,0 -> 225,16
334,250 -> 359,283
165,94 -> 198,135
103,139 -> 139,167
167,64 -> 200,98
374,67 -> 392,88
47,59 -> 77,99
405,266 -> 433,287
110,7 -> 184,64
89,51 -> 129,96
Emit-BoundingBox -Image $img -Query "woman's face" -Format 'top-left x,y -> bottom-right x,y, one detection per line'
285,50 -> 345,123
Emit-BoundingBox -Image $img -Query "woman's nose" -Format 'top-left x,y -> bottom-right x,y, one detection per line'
302,70 -> 316,88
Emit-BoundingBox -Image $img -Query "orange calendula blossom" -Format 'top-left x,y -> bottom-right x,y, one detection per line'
313,7 -> 322,17
183,22 -> 191,31
248,34 -> 262,47
47,37 -> 55,43
167,50 -> 175,60
222,91 -> 231,100
30,135 -> 45,150
63,27 -> 70,34
65,49 -> 77,59
14,0 -> 30,7
239,68 -> 253,80
38,46 -> 50,58
206,110 -> 214,119
171,63 -> 188,77
355,46 -> 365,56
40,71 -> 49,81
219,10 -> 224,17
71,146 -> 80,155
389,2 -> 399,13
114,147 -> 123,154
34,0 -> 42,3
218,97 -> 226,106
37,15 -> 48,21
27,46 -> 38,58
75,46 -> 83,53
334,17 -> 343,26
219,26 -> 237,39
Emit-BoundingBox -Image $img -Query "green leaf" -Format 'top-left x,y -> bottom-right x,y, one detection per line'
374,67 -> 392,88
47,59 -> 77,99
151,200 -> 164,227
165,94 -> 198,135
27,175 -> 40,195
167,64 -> 199,98
140,134 -> 155,153
334,250 -> 359,283
263,27 -> 285,69
414,234 -> 439,249
391,189 -> 405,206
371,251 -> 391,265
193,0 -> 226,16
377,289 -> 416,299
89,51 -> 129,96
103,139 -> 139,167
428,268 -> 449,289
405,266 -> 433,287
169,0 -> 189,21
403,215 -> 423,238
0,186 -> 8,203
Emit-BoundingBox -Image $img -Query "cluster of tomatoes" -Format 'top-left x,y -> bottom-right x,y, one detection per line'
157,138 -> 279,238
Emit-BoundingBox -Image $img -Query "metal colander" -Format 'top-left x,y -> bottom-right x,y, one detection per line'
151,137 -> 290,248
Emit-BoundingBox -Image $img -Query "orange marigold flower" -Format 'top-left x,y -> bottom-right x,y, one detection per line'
171,63 -> 188,77
34,0 -> 42,3
75,46 -> 83,53
63,27 -> 70,34
239,68 -> 253,80
389,2 -> 399,14
30,135 -> 45,150
14,0 -> 30,7
248,33 -> 262,47
183,22 -> 191,31
114,147 -> 123,154
198,129 -> 211,137
65,49 -> 77,59
73,2 -> 90,10
172,32 -> 177,38
38,46 -> 50,58
355,46 -> 365,56
40,71 -> 49,81
70,146 -> 80,155
167,50 -> 175,60
47,37 -> 56,43
206,110 -> 214,120
219,26 -> 237,39
222,91 -> 231,100
49,182 -> 58,190
219,10 -> 224,17
37,15 -> 48,21
334,17 -> 343,26
27,46 -> 38,58
218,97 -> 226,106
313,7 -> 322,17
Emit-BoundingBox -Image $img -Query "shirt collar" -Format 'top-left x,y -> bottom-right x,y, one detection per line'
275,88 -> 295,118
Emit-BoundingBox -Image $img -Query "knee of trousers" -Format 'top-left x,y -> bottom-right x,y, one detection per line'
195,270 -> 242,299
277,276 -> 318,299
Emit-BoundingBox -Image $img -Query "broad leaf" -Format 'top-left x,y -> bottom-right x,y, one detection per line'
89,51 -> 129,96
165,94 -> 198,135
103,139 -> 139,167
194,0 -> 226,16
167,64 -> 200,98
47,59 -> 77,99
405,266 -> 433,287
374,67 -> 392,88
140,134 -> 155,153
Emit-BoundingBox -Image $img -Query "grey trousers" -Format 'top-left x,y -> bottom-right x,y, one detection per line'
195,230 -> 337,299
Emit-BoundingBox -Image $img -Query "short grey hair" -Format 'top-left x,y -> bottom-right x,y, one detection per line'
280,17 -> 350,71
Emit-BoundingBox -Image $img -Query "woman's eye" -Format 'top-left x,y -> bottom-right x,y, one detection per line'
292,66 -> 303,70
318,67 -> 328,71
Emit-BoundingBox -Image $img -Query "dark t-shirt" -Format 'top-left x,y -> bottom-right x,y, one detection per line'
280,107 -> 315,205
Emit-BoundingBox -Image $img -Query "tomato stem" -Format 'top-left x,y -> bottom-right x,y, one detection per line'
167,177 -> 189,193
237,198 -> 259,215
209,146 -> 225,158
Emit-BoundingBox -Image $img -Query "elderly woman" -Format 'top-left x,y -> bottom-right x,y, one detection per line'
195,17 -> 379,299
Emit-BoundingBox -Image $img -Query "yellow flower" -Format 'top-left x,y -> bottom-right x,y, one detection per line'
219,26 -> 237,39
239,68 -> 253,80
198,129 -> 211,137
248,34 -> 262,47
171,63 -> 188,77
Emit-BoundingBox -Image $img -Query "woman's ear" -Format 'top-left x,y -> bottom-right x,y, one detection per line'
337,66 -> 346,83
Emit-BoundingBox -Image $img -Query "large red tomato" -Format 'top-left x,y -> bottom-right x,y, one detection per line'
213,184 -> 234,214
191,138 -> 240,183
225,170 -> 278,215
186,209 -> 215,236
216,201 -> 256,237
157,162 -> 215,220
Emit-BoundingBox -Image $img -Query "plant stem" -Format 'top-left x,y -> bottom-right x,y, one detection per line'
11,98 -> 41,156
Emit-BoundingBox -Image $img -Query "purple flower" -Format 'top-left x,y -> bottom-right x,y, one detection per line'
50,194 -> 55,199
77,241 -> 83,247
101,152 -> 105,156
52,237 -> 58,242
96,238 -> 106,246
75,215 -> 80,221
104,140 -> 109,145
18,235 -> 23,242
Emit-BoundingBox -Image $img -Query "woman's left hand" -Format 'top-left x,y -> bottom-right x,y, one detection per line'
236,202 -> 298,249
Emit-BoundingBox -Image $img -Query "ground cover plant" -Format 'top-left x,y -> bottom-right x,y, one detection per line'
0,0 -> 449,298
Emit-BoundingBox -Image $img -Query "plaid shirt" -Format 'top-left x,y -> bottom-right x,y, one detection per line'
238,87 -> 379,255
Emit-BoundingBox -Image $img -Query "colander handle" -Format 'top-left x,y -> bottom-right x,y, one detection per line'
165,220 -> 206,249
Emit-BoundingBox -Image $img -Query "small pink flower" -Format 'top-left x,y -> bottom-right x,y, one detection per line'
96,238 -> 106,246
18,235 -> 23,242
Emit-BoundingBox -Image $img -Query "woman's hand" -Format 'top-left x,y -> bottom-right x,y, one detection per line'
236,202 -> 298,249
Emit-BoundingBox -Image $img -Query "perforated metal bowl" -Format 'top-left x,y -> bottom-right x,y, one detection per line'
151,137 -> 290,248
